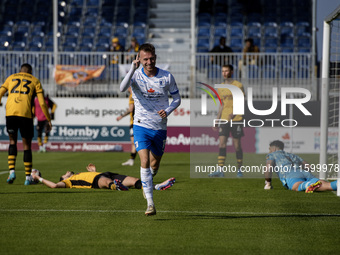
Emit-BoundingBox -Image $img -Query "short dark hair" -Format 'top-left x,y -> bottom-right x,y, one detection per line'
59,171 -> 75,181
222,64 -> 234,71
269,140 -> 284,150
139,43 -> 155,55
20,63 -> 32,73
245,38 -> 254,45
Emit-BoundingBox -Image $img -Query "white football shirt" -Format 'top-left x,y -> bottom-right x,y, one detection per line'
130,67 -> 179,130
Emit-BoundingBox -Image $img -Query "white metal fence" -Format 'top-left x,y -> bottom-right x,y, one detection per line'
0,51 -> 317,99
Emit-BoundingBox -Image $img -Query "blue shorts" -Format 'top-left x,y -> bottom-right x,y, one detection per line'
285,170 -> 319,190
133,125 -> 167,156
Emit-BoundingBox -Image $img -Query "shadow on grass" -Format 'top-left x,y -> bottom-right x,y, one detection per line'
154,213 -> 340,221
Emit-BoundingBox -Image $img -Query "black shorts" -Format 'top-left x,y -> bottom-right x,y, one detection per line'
92,172 -> 127,189
6,116 -> 34,139
36,120 -> 50,135
218,122 -> 244,139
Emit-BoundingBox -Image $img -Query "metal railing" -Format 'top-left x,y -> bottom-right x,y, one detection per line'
0,51 -> 318,99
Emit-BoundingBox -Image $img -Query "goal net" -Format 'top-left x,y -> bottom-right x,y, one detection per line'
320,5 -> 340,196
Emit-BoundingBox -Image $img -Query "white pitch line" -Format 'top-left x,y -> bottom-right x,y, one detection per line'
0,208 -> 339,216
0,171 -> 9,175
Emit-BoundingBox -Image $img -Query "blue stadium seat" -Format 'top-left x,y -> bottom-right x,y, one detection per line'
297,37 -> 311,48
83,26 -> 96,37
264,24 -> 278,37
132,27 -> 146,38
29,46 -> 41,51
197,37 -> 210,49
99,26 -> 112,36
95,45 -> 109,51
213,27 -> 226,37
264,47 -> 277,53
63,45 -> 76,52
247,24 -> 261,37
114,26 -> 128,37
66,25 -> 80,36
296,22 -> 310,36
281,47 -> 294,53
64,36 -> 78,45
87,0 -> 100,6
297,47 -> 310,53
230,37 -> 243,48
11,42 -> 26,51
16,25 -> 30,34
80,46 -> 92,51
197,27 -> 210,37
86,7 -> 99,17
264,37 -> 278,48
230,26 -> 242,37
83,16 -> 98,26
72,0 -> 84,6
80,37 -> 94,47
280,34 -> 294,48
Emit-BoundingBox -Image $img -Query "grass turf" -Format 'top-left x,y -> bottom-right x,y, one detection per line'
0,151 -> 339,255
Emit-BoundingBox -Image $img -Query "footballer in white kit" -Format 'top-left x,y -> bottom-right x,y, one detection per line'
120,43 -> 181,216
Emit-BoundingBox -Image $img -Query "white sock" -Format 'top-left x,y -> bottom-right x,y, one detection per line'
9,170 -> 15,174
141,167 -> 154,206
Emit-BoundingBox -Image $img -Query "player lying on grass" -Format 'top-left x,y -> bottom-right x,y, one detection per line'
264,140 -> 337,193
31,164 -> 175,191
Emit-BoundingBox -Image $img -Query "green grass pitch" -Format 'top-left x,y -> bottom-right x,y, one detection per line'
0,151 -> 339,255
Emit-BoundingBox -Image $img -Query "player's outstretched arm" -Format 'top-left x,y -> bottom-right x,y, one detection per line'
163,92 -> 181,118
37,93 -> 52,131
120,54 -> 140,92
264,160 -> 273,189
31,173 -> 66,188
0,86 -> 7,105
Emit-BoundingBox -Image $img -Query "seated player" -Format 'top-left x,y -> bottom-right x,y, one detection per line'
264,140 -> 337,193
31,163 -> 175,191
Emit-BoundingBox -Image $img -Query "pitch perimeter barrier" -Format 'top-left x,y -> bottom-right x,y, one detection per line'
0,51 -> 317,99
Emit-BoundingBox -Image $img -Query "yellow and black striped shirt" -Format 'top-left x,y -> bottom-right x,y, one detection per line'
62,172 -> 101,189
1,72 -> 43,118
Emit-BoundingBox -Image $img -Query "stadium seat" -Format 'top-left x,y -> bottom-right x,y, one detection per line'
280,34 -> 294,48
83,26 -> 96,37
132,27 -> 146,38
230,37 -> 243,48
64,36 -> 78,46
83,16 -> 98,26
281,47 -> 294,53
230,26 -> 243,37
198,27 -> 210,37
72,0 -> 84,6
296,22 -> 310,36
297,37 -> 311,48
247,24 -> 261,38
264,37 -> 278,48
87,0 -> 100,6
114,26 -> 128,37
264,47 -> 277,53
197,37 -> 210,49
213,27 -> 226,37
80,46 -> 92,51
